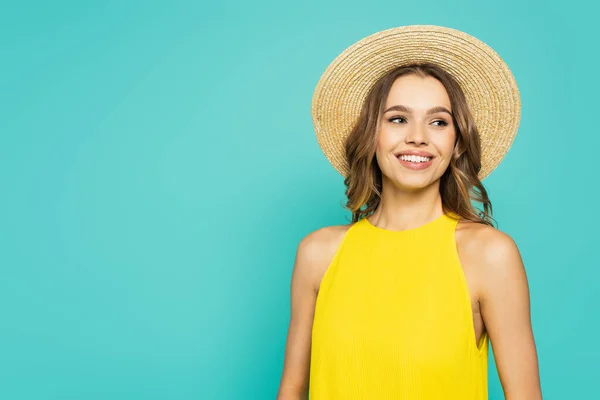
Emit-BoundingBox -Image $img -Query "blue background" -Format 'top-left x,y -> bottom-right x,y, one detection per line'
1,1 -> 596,398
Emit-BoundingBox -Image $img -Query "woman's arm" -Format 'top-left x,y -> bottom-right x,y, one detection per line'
276,227 -> 344,399
477,228 -> 543,399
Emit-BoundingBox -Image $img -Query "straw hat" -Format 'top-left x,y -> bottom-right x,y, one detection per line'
311,25 -> 521,180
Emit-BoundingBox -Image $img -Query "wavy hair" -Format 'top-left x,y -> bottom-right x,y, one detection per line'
343,62 -> 496,227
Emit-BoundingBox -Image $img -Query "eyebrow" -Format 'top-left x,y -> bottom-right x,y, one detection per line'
383,105 -> 453,116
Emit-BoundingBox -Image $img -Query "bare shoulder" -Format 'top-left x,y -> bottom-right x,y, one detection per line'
297,222 -> 354,293
456,219 -> 521,266
455,218 -> 526,302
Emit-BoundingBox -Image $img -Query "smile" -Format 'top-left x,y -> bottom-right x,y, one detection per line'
397,155 -> 432,163
396,154 -> 434,170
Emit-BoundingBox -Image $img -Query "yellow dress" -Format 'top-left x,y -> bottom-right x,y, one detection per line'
309,212 -> 489,399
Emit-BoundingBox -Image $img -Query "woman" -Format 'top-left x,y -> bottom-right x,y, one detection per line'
277,25 -> 542,399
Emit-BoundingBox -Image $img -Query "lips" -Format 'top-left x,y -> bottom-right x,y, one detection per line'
394,150 -> 435,158
395,152 -> 434,171
397,154 -> 432,162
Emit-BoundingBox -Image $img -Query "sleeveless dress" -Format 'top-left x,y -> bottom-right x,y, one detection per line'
309,212 -> 489,399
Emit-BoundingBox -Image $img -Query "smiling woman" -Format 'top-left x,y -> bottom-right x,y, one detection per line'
277,25 -> 542,400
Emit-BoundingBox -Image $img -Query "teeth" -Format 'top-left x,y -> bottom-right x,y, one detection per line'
398,154 -> 432,163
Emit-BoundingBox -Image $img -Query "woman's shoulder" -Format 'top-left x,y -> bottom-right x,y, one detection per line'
296,222 -> 355,291
457,217 -> 516,245
454,218 -> 528,322
298,222 -> 354,262
455,218 -> 521,267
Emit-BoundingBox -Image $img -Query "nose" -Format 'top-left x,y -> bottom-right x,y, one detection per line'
405,123 -> 428,145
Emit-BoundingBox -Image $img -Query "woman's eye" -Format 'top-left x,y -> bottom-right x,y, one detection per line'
388,116 -> 449,126
388,116 -> 406,124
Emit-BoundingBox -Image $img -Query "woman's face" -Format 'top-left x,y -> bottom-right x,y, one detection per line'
375,74 -> 456,191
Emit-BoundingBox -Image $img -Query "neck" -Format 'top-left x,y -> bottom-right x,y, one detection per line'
369,179 -> 444,231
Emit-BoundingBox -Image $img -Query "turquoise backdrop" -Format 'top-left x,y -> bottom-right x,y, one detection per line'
1,1 -> 596,398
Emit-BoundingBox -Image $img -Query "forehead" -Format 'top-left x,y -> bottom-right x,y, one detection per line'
385,75 -> 451,109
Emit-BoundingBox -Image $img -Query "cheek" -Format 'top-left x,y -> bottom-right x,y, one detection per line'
375,130 -> 393,167
438,131 -> 456,157
444,141 -> 455,157
376,127 -> 395,150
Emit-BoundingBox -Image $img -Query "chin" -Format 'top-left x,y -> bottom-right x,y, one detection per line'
388,171 -> 439,191
396,181 -> 432,191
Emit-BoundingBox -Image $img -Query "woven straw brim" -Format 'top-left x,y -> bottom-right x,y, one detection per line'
311,25 -> 521,180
